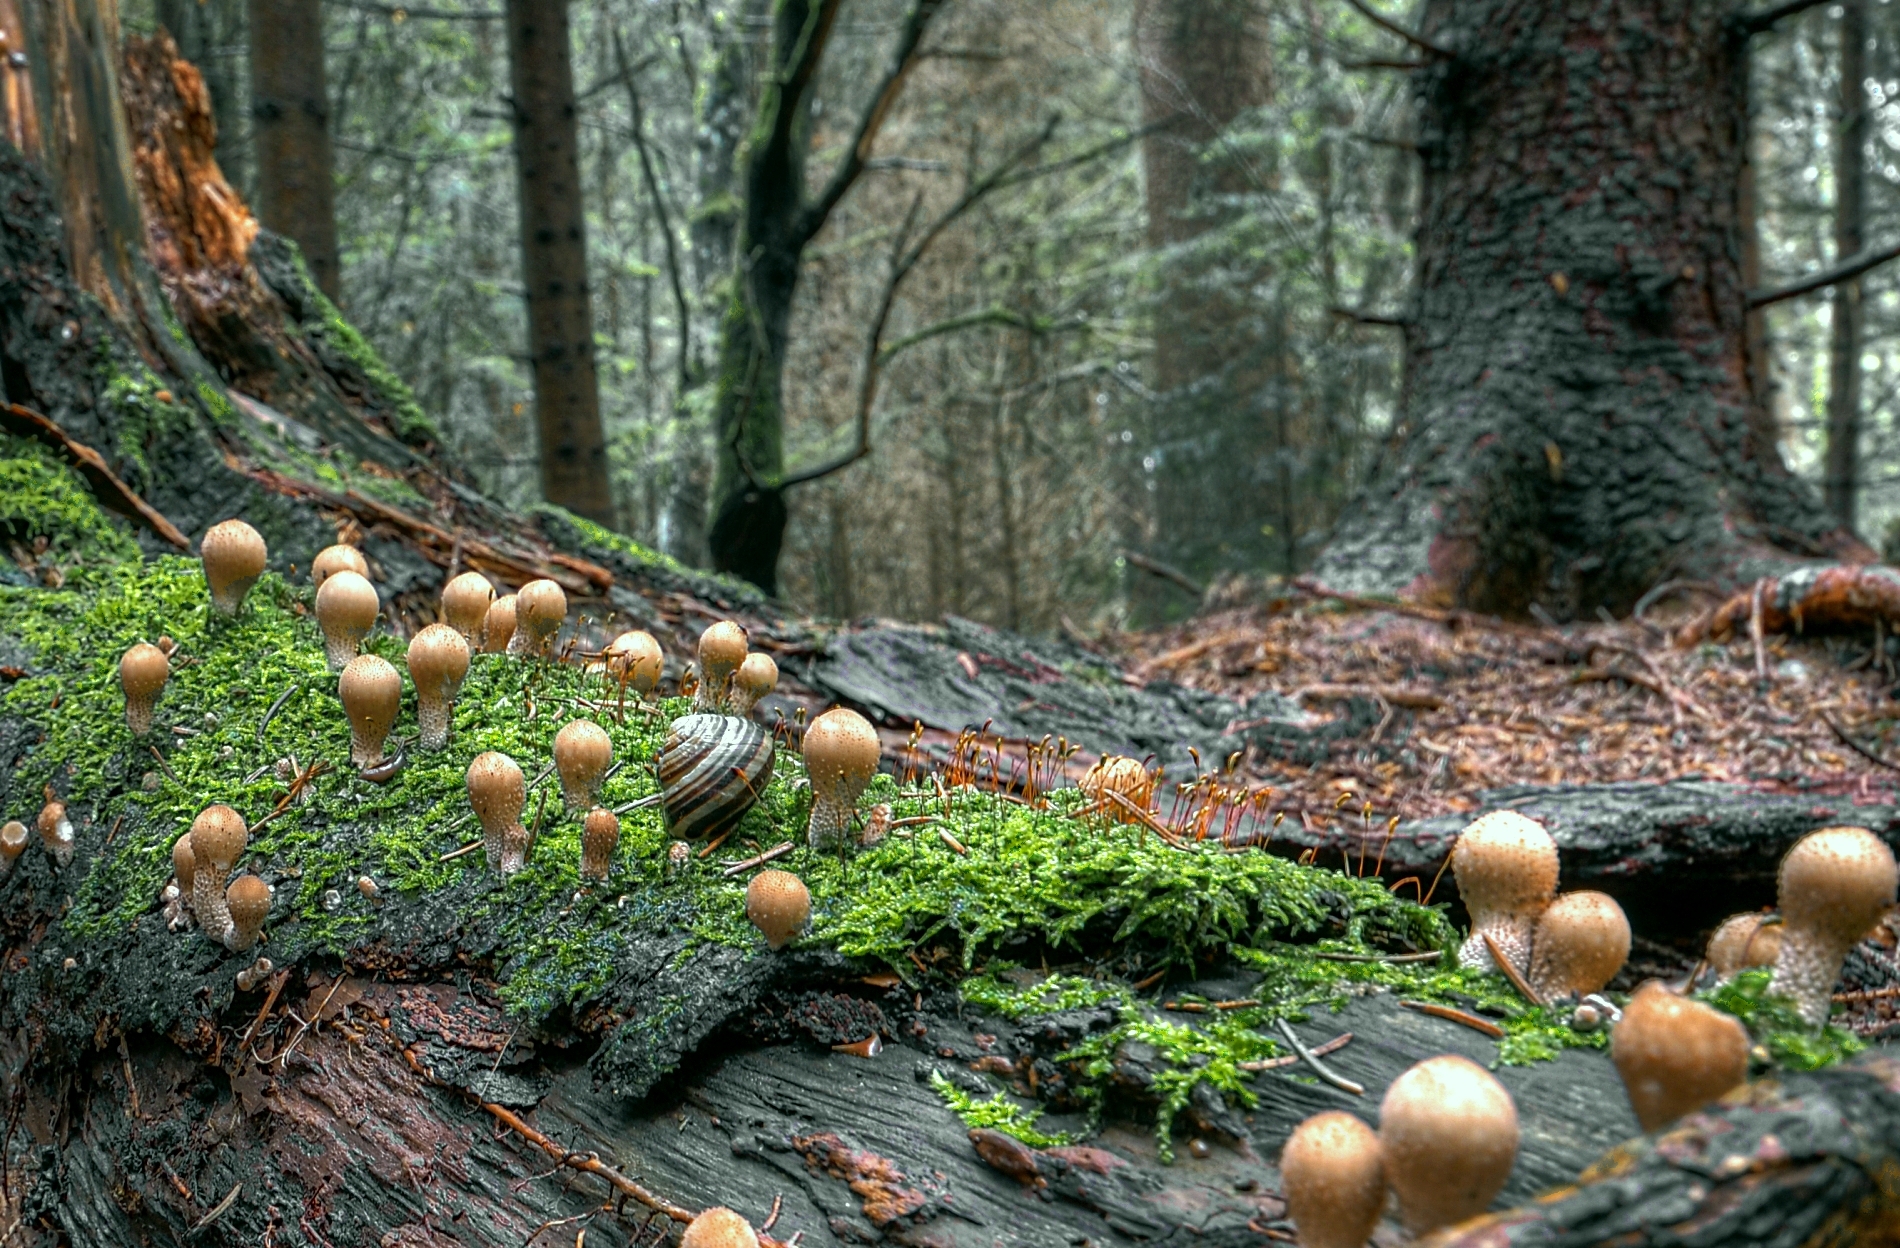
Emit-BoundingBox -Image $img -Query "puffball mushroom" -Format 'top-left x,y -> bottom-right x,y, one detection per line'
1450,810 -> 1559,976
693,621 -> 749,713
580,807 -> 619,880
554,719 -> 613,812
802,707 -> 881,849
746,869 -> 811,950
1378,1054 -> 1519,1236
1707,912 -> 1783,981
729,653 -> 779,717
1527,891 -> 1630,1000
406,624 -> 470,751
224,875 -> 270,952
1770,825 -> 1897,1027
606,630 -> 663,697
36,799 -> 73,867
509,578 -> 567,657
483,593 -> 518,654
188,804 -> 248,942
467,751 -> 528,873
315,570 -> 380,671
310,544 -> 369,589
1612,981 -> 1750,1131
1080,755 -> 1152,824
339,654 -> 402,770
119,642 -> 170,735
440,571 -> 496,641
679,1207 -> 760,1248
1280,1111 -> 1386,1248
171,833 -> 196,914
0,821 -> 27,877
200,519 -> 267,616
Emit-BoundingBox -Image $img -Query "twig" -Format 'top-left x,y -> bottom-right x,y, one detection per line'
147,746 -> 181,785
1398,1000 -> 1505,1038
1749,238 -> 1900,307
1481,933 -> 1544,1007
257,680 -> 301,742
1119,550 -> 1205,598
613,794 -> 662,815
1342,0 -> 1451,55
190,1182 -> 242,1231
439,839 -> 483,862
1751,578 -> 1769,684
236,969 -> 292,1059
1821,712 -> 1900,773
1273,1019 -> 1364,1095
721,841 -> 795,877
937,828 -> 969,855
1239,1032 -> 1351,1072
273,975 -> 348,1067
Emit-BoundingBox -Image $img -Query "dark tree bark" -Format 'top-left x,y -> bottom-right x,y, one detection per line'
505,0 -> 614,527
247,0 -> 339,301
1826,0 -> 1868,530
1309,0 -> 1871,616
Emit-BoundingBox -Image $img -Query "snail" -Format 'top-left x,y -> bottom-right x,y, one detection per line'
658,713 -> 775,840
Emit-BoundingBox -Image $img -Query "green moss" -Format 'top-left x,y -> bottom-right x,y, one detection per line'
929,1072 -> 1080,1148
960,972 -> 1128,1019
1702,967 -> 1866,1070
0,438 -> 140,581
275,243 -> 438,447
98,356 -> 195,488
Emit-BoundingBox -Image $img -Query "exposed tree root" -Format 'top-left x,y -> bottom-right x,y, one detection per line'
1676,563 -> 1900,645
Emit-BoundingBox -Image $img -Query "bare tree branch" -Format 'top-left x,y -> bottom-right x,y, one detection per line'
1342,0 -> 1451,56
877,305 -> 1087,363
1121,550 -> 1205,598
1734,0 -> 1832,35
1330,305 -> 1411,327
1748,241 -> 1900,308
322,0 -> 499,20
613,29 -> 696,389
1337,58 -> 1431,71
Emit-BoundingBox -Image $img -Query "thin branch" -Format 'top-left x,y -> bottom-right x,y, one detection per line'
1748,241 -> 1900,307
1735,0 -> 1832,35
1121,550 -> 1205,598
1342,0 -> 1450,56
1336,58 -> 1430,71
322,0 -> 499,19
1329,305 -> 1410,327
877,306 -> 1087,364
613,29 -> 696,389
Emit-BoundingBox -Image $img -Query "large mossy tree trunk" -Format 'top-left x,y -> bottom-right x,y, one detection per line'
1308,0 -> 1868,617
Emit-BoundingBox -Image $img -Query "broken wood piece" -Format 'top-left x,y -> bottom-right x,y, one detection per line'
1482,932 -> 1545,1006
722,841 -> 795,877
1677,564 -> 1900,646
1398,1000 -> 1505,1038
0,402 -> 191,548
1274,1019 -> 1365,1094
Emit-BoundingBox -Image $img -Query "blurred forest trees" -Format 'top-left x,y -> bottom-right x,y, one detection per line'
111,0 -> 1900,629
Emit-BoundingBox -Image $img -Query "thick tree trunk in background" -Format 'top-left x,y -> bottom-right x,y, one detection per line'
1310,0 -> 1867,616
505,0 -> 614,527
1826,0 -> 1868,531
248,0 -> 338,300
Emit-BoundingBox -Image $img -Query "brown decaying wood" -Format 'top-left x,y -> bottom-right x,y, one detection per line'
0,402 -> 188,546
1681,564 -> 1900,645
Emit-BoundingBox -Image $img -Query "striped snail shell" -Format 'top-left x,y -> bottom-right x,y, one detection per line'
658,713 -> 775,840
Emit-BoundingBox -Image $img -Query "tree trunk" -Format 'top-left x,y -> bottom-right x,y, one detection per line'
1309,0 -> 1870,616
1826,0 -> 1868,531
155,0 -> 246,194
505,0 -> 614,527
247,0 -> 339,301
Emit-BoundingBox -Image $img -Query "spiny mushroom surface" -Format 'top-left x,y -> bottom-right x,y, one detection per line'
224,875 -> 271,952
339,654 -> 402,769
1706,912 -> 1783,982
1280,1111 -> 1386,1248
315,569 -> 379,671
1612,980 -> 1750,1131
483,593 -> 518,653
439,571 -> 496,641
467,751 -> 528,873
802,708 -> 880,849
554,719 -> 613,812
1527,890 -> 1630,1000
580,807 -> 619,880
729,652 -> 778,717
510,579 -> 567,657
679,1207 -> 759,1248
1769,825 -> 1897,1027
605,630 -> 663,697
200,519 -> 266,616
693,620 -> 748,713
1079,755 -> 1152,824
1379,1054 -> 1518,1235
1450,810 -> 1559,976
407,624 -> 470,751
746,869 -> 811,950
310,544 -> 369,588
0,821 -> 26,877
36,799 -> 73,867
119,642 -> 169,735
188,805 -> 248,942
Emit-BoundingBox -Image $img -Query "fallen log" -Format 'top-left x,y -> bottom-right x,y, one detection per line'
1677,563 -> 1900,645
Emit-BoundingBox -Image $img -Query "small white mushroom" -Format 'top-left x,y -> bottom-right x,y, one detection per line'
201,519 -> 267,616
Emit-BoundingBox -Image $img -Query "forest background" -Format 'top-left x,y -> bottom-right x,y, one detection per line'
128,0 -> 1899,631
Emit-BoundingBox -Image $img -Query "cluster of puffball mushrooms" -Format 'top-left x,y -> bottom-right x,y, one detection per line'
113,518 -> 892,962
1277,811 -> 1899,1246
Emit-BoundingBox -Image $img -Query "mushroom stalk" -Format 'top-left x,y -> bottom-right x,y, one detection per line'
580,808 -> 619,880
188,805 -> 248,943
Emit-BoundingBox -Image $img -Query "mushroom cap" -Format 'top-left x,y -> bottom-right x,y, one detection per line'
698,620 -> 748,677
201,518 -> 267,581
225,875 -> 271,928
339,654 -> 402,727
171,832 -> 196,889
1378,1054 -> 1519,1235
606,631 -> 664,690
188,804 -> 248,874
516,579 -> 567,633
734,652 -> 778,698
1,821 -> 28,861
311,544 -> 369,588
1612,980 -> 1750,1132
1706,912 -> 1783,978
1280,1111 -> 1386,1248
746,869 -> 812,950
407,623 -> 471,693
440,571 -> 496,636
1451,810 -> 1560,919
35,800 -> 64,838
483,594 -> 518,652
679,1207 -> 759,1248
1528,890 -> 1631,998
315,569 -> 380,635
1778,826 -> 1897,949
583,807 -> 620,850
466,752 -> 526,823
803,708 -> 881,791
554,719 -> 613,777
119,642 -> 170,699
